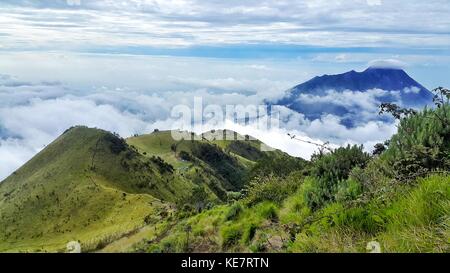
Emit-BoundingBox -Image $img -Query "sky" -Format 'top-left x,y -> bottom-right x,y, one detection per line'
0,0 -> 450,180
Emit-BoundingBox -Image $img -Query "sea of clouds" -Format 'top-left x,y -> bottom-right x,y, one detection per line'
0,54 -> 401,181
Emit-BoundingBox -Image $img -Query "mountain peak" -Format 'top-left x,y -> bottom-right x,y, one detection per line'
272,67 -> 433,128
367,59 -> 406,70
365,66 -> 403,70
283,67 -> 429,95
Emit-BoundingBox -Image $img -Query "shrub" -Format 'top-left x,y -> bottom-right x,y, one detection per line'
227,141 -> 266,161
178,151 -> 192,161
335,178 -> 362,203
221,225 -> 243,247
242,223 -> 258,244
224,203 -> 243,221
349,159 -> 394,195
308,145 -> 370,209
382,90 -> 450,181
103,133 -> 128,154
302,177 -> 328,211
258,202 -> 278,221
150,156 -> 174,174
192,142 -> 245,189
248,154 -> 308,180
244,172 -> 301,206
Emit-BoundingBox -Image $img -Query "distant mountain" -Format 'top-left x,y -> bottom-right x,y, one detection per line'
273,67 -> 433,127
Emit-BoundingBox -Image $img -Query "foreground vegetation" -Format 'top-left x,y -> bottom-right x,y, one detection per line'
0,88 -> 449,253
133,87 -> 450,253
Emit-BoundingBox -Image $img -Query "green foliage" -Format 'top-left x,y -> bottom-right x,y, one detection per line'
103,132 -> 129,154
242,223 -> 258,244
192,142 -> 246,190
226,141 -> 266,161
348,159 -> 394,194
302,176 -> 327,210
383,105 -> 450,181
308,145 -> 370,209
149,156 -> 174,174
3,95 -> 450,254
248,154 -> 308,179
244,172 -> 302,206
335,178 -> 362,203
178,150 -> 192,161
380,175 -> 450,252
382,88 -> 450,182
221,225 -> 243,247
258,203 -> 278,221
225,203 -> 243,221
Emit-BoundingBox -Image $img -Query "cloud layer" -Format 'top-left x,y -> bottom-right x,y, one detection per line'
0,1 -> 449,51
0,61 -> 398,181
1,1 -> 447,180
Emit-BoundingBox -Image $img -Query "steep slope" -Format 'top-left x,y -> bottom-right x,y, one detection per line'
273,67 -> 433,127
285,67 -> 429,96
127,129 -> 274,193
0,126 -> 200,252
0,127 -> 281,252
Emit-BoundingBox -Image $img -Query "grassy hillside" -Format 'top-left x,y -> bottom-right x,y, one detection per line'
131,174 -> 448,253
0,126 -> 193,252
0,127 -> 278,252
1,91 -> 449,253
127,92 -> 450,253
127,129 -> 278,193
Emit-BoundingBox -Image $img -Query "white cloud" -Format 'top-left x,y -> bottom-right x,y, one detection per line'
0,69 -> 401,181
0,52 -> 429,181
403,86 -> 421,94
297,88 -> 400,112
0,1 -> 449,50
368,59 -> 407,70
366,0 -> 382,6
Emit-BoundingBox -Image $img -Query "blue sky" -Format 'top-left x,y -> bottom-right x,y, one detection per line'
0,0 -> 449,87
0,0 -> 450,180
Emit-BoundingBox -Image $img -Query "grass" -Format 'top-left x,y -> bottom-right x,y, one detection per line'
288,174 -> 450,253
139,174 -> 449,253
0,127 -> 272,252
0,127 -> 183,252
379,175 -> 450,252
1,125 -> 448,253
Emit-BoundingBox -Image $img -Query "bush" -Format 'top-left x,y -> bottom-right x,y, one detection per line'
244,172 -> 302,206
192,142 -> 246,189
382,97 -> 450,181
248,154 -> 308,180
302,176 -> 331,211
103,133 -> 129,154
227,141 -> 266,161
349,159 -> 394,195
308,145 -> 370,209
224,203 -> 243,221
335,178 -> 362,203
221,225 -> 243,247
242,223 -> 258,244
258,203 -> 278,221
178,151 -> 192,161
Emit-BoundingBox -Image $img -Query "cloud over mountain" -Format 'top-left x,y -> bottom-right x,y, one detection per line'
0,65 -> 399,181
272,66 -> 433,127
